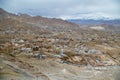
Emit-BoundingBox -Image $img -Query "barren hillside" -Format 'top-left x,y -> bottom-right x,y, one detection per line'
0,8 -> 120,80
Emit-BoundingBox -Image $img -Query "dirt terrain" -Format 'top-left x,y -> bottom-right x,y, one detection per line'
0,8 -> 120,80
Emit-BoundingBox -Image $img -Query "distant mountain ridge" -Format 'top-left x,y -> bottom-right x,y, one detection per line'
0,8 -> 79,29
1,8 -> 120,31
67,19 -> 120,31
68,19 -> 120,26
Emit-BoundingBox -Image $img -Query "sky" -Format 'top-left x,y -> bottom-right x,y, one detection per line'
0,0 -> 120,20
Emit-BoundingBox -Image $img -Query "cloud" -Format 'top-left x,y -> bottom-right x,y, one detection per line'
0,0 -> 120,19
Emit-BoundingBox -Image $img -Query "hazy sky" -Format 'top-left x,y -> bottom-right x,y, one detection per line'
0,0 -> 120,19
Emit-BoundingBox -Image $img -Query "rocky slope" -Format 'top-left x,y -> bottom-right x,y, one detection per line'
0,8 -> 120,80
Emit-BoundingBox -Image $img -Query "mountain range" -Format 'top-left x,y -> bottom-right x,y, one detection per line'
0,8 -> 120,32
68,19 -> 120,26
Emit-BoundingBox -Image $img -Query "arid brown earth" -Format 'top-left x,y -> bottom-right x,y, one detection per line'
0,8 -> 120,80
